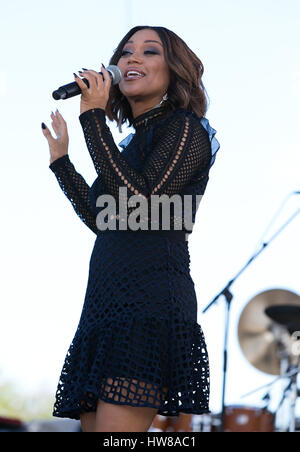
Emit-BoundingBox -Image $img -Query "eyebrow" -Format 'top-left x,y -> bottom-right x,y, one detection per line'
126,40 -> 163,47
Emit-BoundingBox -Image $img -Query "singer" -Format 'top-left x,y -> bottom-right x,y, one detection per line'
42,26 -> 220,432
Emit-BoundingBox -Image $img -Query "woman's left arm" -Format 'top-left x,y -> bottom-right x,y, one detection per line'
49,155 -> 98,235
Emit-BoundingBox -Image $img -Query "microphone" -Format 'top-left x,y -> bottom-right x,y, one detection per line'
52,65 -> 123,100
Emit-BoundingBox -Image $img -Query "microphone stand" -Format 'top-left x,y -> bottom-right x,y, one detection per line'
202,202 -> 300,432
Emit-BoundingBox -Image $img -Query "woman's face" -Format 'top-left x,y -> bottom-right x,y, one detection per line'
117,29 -> 170,106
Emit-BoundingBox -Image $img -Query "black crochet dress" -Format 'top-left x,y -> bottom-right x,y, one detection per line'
49,105 -> 220,420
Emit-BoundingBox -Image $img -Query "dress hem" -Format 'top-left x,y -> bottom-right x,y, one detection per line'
52,393 -> 210,420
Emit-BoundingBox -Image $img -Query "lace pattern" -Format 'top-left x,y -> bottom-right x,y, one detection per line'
49,107 -> 220,234
52,232 -> 210,419
49,155 -> 98,234
79,108 -> 212,200
49,106 -> 220,420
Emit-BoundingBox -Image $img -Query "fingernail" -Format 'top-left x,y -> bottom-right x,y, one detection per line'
82,68 -> 88,71
41,122 -> 46,129
73,72 -> 78,78
102,63 -> 105,68
78,70 -> 83,74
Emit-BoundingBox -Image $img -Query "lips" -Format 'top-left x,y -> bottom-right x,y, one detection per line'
124,68 -> 146,80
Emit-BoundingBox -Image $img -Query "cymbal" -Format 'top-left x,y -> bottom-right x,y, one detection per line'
238,289 -> 300,375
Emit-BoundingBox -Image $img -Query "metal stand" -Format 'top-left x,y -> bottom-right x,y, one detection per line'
287,360 -> 300,432
242,366 -> 300,432
202,198 -> 300,432
220,288 -> 233,431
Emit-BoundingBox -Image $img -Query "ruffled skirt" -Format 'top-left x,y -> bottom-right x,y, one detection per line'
52,231 -> 210,420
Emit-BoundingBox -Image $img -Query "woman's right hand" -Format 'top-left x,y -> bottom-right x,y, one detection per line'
42,110 -> 69,164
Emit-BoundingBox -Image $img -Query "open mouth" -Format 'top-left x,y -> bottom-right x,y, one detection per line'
124,70 -> 146,80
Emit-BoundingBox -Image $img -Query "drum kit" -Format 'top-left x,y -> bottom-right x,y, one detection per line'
150,288 -> 300,433
201,288 -> 300,432
234,288 -> 300,432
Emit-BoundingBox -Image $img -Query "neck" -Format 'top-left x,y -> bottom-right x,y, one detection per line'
127,95 -> 166,119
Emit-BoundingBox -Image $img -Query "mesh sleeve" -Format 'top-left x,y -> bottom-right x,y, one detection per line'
79,108 -> 212,200
49,154 -> 98,235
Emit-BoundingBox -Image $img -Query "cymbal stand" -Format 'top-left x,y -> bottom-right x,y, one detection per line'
241,366 -> 300,432
241,367 -> 300,399
287,357 -> 300,432
202,201 -> 300,432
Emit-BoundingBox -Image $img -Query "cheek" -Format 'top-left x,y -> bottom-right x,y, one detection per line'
117,60 -> 126,75
118,81 -> 127,96
156,64 -> 170,89
117,62 -> 126,92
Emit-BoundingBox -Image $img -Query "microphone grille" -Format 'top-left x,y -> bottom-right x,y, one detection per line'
106,65 -> 123,85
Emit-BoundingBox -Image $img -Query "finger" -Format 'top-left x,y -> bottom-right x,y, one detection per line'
74,73 -> 89,92
50,112 -> 60,136
52,120 -> 61,138
51,111 -> 59,128
84,69 -> 102,78
85,69 -> 104,88
54,109 -> 67,130
101,66 -> 112,90
55,109 -> 66,124
80,71 -> 98,90
41,123 -> 54,143
51,110 -> 63,127
52,111 -> 67,138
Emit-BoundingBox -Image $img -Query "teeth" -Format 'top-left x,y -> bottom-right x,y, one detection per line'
127,71 -> 144,77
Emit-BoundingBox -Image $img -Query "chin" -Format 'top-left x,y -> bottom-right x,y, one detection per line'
119,79 -> 151,97
120,85 -> 143,96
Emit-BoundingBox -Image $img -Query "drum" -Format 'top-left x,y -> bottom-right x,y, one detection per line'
224,406 -> 275,432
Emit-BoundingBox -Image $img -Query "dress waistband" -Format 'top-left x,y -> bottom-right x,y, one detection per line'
98,229 -> 189,242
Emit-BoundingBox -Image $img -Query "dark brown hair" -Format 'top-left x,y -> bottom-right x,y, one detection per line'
106,26 -> 210,130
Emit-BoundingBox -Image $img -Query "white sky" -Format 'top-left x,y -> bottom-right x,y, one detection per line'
0,0 -> 300,421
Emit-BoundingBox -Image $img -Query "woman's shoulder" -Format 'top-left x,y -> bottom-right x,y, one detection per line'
173,108 -> 219,140
166,106 -> 205,123
152,107 -> 208,141
158,106 -> 198,125
170,108 -> 221,168
163,108 -> 210,138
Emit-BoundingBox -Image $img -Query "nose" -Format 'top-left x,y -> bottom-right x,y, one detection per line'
127,52 -> 143,65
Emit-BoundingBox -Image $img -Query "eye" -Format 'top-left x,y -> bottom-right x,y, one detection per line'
144,50 -> 159,55
120,50 -> 132,57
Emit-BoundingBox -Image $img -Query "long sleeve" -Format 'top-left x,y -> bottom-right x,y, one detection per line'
49,154 -> 98,235
79,108 -> 212,201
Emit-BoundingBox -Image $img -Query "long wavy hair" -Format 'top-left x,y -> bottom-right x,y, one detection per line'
106,26 -> 210,131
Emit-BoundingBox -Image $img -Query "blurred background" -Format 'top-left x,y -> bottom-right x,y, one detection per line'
0,0 -> 299,431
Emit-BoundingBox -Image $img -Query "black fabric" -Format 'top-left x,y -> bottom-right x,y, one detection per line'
49,154 -> 98,234
49,106 -> 216,420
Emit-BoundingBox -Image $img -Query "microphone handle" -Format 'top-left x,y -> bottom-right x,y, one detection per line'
52,77 -> 90,100
52,65 -> 122,100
